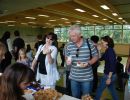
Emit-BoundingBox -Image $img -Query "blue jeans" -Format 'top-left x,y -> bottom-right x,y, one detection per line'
95,74 -> 119,100
71,80 -> 92,99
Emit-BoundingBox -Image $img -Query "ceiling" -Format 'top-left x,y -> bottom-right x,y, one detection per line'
0,0 -> 130,28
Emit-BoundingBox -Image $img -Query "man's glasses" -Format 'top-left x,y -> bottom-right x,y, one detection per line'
76,48 -> 79,57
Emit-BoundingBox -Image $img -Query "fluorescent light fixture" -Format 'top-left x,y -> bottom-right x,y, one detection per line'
118,17 -> 123,20
0,22 -> 7,23
112,13 -> 118,16
122,20 -> 126,22
45,23 -> 51,25
109,21 -> 113,22
93,24 -> 97,25
28,22 -> 36,24
76,20 -> 81,22
49,20 -> 56,21
75,8 -> 86,12
61,18 -> 68,20
38,14 -> 50,17
103,19 -> 107,20
21,23 -> 28,25
59,24 -> 63,25
42,27 -> 46,28
85,22 -> 90,25
6,21 -> 16,23
114,23 -> 117,24
8,25 -> 15,26
92,15 -> 99,17
100,5 -> 110,10
65,22 -> 70,23
25,17 -> 36,19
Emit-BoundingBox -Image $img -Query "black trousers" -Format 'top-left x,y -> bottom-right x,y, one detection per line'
66,71 -> 71,96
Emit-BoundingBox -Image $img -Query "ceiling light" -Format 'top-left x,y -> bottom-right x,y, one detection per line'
8,25 -> 15,26
114,23 -> 117,24
42,27 -> 47,28
103,19 -> 107,20
109,21 -> 113,22
21,23 -> 28,25
42,27 -> 46,28
45,23 -> 51,25
75,8 -> 86,12
61,18 -> 68,20
25,17 -> 36,19
0,22 -> 7,23
49,20 -> 56,21
38,14 -> 50,17
118,17 -> 123,20
6,21 -> 16,23
28,22 -> 36,24
59,24 -> 63,26
65,22 -> 70,23
92,15 -> 99,17
100,5 -> 110,10
76,20 -> 81,22
112,13 -> 118,16
76,23 -> 80,24
122,20 -> 126,22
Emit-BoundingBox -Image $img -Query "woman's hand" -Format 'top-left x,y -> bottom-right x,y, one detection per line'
106,78 -> 111,85
31,67 -> 34,71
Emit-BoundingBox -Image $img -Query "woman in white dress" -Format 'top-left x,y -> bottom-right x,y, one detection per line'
31,33 -> 60,89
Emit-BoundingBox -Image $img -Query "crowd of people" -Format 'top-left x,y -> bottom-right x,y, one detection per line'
0,25 -> 130,100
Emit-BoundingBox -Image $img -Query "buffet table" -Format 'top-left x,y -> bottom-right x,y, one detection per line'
23,93 -> 80,100
60,94 -> 80,100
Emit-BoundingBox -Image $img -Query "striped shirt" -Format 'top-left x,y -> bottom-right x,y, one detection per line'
65,38 -> 98,82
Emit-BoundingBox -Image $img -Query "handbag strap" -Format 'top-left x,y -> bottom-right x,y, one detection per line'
86,38 -> 92,59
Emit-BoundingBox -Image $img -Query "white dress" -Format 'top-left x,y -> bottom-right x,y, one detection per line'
35,45 -> 60,89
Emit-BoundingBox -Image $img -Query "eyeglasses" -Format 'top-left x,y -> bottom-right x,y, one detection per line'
76,48 -> 79,57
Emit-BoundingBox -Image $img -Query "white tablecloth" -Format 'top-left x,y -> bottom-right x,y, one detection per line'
60,94 -> 80,100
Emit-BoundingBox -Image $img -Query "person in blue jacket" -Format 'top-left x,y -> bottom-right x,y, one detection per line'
95,36 -> 119,100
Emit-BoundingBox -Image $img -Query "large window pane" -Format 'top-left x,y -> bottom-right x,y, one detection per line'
98,30 -> 113,38
83,31 -> 94,38
95,26 -> 104,30
114,25 -> 122,29
81,26 -> 87,30
113,30 -> 122,43
123,30 -> 130,43
123,25 -> 130,29
105,25 -> 113,29
88,26 -> 94,30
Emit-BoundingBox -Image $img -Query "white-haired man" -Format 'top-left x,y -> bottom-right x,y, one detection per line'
65,25 -> 98,99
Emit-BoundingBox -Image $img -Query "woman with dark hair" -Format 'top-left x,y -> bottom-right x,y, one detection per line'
0,42 -> 6,62
0,31 -> 12,72
0,42 -> 6,73
31,32 -> 60,89
0,63 -> 35,100
95,36 -> 119,100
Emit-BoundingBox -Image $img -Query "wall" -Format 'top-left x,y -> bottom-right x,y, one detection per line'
114,44 -> 130,56
0,26 -> 54,48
